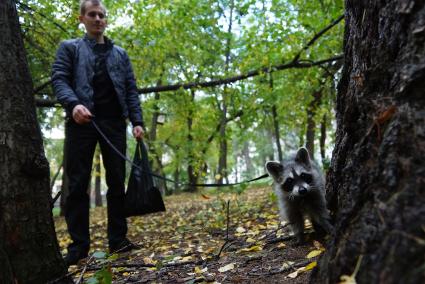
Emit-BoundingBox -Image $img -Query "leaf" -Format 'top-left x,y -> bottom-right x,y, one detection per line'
339,275 -> 357,284
306,249 -> 323,258
201,194 -> 211,200
239,245 -> 262,252
246,237 -> 256,243
236,227 -> 246,233
194,266 -> 208,274
302,261 -> 317,271
281,261 -> 295,270
218,263 -> 235,272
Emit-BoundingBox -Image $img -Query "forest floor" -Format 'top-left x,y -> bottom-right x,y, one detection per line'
54,186 -> 326,283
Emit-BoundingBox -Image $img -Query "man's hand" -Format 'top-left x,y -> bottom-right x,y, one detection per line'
72,104 -> 93,124
133,125 -> 144,140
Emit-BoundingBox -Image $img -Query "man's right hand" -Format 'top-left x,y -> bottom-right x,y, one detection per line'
72,104 -> 93,124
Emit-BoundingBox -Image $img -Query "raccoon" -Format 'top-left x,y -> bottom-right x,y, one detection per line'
265,147 -> 333,244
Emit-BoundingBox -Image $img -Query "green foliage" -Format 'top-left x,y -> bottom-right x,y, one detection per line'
20,0 -> 344,191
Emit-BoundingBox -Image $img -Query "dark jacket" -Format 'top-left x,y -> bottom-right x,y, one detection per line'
51,35 -> 143,126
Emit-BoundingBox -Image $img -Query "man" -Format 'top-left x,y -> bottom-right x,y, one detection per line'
52,0 -> 144,266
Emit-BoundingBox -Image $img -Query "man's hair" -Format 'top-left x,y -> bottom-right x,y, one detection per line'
80,0 -> 107,16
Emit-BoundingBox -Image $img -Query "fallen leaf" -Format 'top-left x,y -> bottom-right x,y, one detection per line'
218,263 -> 235,273
306,249 -> 323,258
236,227 -> 246,233
246,237 -> 256,243
339,275 -> 357,284
239,245 -> 262,253
201,194 -> 211,200
302,261 -> 317,271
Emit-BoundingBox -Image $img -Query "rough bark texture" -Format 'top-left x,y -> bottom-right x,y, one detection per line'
313,1 -> 425,283
0,1 -> 68,282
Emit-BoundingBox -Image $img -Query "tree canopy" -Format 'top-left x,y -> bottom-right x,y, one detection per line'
19,0 -> 344,190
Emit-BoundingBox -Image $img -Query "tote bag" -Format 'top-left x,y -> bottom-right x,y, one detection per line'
125,141 -> 166,217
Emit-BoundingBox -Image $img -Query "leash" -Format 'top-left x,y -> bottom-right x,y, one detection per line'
91,120 -> 269,187
51,120 -> 269,206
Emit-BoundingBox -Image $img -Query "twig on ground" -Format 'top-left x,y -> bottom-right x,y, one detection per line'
76,255 -> 95,284
216,200 -> 232,259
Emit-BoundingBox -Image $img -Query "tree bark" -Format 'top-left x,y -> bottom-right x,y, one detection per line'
187,90 -> 198,191
312,1 -> 425,283
0,0 -> 69,282
305,90 -> 322,158
320,114 -> 327,162
60,130 -> 69,216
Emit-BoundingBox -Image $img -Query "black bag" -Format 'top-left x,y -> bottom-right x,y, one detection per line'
125,141 -> 166,217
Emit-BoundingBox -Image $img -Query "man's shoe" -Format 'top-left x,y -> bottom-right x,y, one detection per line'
110,238 -> 140,254
64,251 -> 88,267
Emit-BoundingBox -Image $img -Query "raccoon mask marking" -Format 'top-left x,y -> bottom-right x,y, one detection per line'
265,147 -> 333,244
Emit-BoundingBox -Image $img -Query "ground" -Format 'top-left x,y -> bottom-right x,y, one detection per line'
54,186 -> 326,283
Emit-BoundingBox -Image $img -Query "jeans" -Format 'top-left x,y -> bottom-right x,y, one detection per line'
64,118 -> 127,254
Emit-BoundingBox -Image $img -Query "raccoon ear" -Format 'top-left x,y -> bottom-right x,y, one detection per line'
265,161 -> 284,183
295,147 -> 311,168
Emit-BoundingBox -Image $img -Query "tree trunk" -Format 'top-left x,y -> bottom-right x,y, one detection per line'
306,90 -> 322,158
271,105 -> 283,161
149,87 -> 168,194
0,1 -> 68,282
60,130 -> 69,216
312,1 -> 425,283
187,90 -> 198,191
320,114 -> 327,162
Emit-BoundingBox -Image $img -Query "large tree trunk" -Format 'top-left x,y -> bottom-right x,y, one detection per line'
0,1 -> 68,282
312,1 -> 425,283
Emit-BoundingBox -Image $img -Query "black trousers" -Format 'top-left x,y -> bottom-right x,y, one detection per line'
64,118 -> 127,254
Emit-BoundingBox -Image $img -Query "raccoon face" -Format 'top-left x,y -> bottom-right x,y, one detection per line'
266,148 -> 316,198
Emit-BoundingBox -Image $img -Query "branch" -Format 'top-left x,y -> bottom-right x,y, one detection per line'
292,14 -> 344,63
136,55 -> 342,94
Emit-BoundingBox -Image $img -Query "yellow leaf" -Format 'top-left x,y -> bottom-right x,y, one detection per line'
181,256 -> 192,261
246,237 -> 256,243
218,263 -> 235,272
302,261 -> 317,272
306,249 -> 323,259
277,243 -> 286,249
239,245 -> 262,252
143,257 -> 155,265
194,266 -> 208,274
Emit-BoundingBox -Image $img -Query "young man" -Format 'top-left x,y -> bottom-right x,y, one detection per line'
52,0 -> 144,266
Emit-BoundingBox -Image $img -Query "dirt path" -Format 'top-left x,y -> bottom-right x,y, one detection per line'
55,187 -> 324,283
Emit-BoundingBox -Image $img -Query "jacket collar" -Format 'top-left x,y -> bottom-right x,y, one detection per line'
83,34 -> 114,49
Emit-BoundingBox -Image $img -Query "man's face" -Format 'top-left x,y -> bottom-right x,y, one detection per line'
79,3 -> 107,37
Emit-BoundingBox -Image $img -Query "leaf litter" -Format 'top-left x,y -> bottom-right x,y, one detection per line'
54,186 -> 327,283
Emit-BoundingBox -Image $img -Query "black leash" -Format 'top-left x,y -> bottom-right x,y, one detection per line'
91,120 -> 269,187
51,120 -> 269,206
